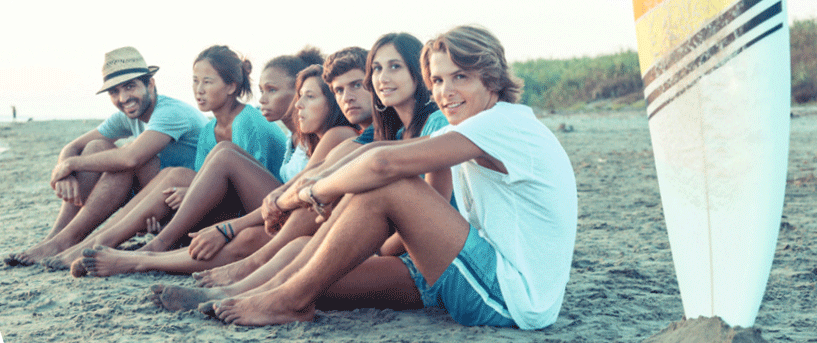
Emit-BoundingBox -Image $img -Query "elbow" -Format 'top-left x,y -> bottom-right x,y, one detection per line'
121,156 -> 142,170
367,148 -> 402,180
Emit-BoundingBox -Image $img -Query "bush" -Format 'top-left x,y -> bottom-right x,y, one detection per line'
513,18 -> 817,111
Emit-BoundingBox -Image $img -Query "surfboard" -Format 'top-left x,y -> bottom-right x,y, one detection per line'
631,0 -> 791,327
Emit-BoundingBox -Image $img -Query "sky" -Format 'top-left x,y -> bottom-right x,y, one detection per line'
1,0 -> 816,120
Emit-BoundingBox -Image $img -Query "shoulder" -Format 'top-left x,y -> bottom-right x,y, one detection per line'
420,110 -> 450,136
322,126 -> 359,142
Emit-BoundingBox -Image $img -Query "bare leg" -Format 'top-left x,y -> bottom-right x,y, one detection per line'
43,167 -> 196,270
11,143 -> 162,265
154,235 -> 311,312
80,225 -> 270,277
139,147 -> 281,252
194,206 -> 319,287
213,177 -> 468,326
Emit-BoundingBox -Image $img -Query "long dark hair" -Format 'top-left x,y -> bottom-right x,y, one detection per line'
293,65 -> 356,156
364,33 -> 437,141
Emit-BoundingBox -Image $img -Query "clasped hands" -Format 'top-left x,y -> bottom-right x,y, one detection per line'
50,160 -> 81,206
261,177 -> 336,234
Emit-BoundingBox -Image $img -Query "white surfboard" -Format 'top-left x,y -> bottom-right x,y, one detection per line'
631,0 -> 790,327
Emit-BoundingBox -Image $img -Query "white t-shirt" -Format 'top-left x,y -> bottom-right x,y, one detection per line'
439,101 -> 577,330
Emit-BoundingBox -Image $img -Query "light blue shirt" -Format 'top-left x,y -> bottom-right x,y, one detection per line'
194,105 -> 288,182
97,95 -> 208,170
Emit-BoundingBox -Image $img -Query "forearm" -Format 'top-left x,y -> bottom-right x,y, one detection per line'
310,147 -> 410,204
229,208 -> 264,231
64,147 -> 144,173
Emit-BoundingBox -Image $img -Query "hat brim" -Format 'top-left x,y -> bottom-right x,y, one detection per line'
97,66 -> 159,95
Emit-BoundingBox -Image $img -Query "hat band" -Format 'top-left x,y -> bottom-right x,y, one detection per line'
103,67 -> 151,81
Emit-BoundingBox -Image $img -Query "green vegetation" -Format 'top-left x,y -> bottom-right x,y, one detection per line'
513,51 -> 643,113
791,19 -> 817,103
513,18 -> 817,114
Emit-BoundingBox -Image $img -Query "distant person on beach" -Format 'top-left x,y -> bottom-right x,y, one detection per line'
156,26 -> 577,329
5,47 -> 208,266
75,54 -> 369,277
11,105 -> 16,120
40,46 -> 303,271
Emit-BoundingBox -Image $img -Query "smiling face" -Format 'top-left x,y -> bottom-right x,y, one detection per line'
295,76 -> 330,136
429,51 -> 498,125
192,59 -> 236,114
330,69 -> 373,128
371,44 -> 416,114
108,78 -> 154,120
258,67 -> 296,122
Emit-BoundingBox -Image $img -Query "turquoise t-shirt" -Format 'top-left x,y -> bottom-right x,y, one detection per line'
396,110 -> 448,140
194,105 -> 288,182
353,126 -> 375,145
97,95 -> 208,170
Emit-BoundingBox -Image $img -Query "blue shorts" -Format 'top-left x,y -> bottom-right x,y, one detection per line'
399,225 -> 516,327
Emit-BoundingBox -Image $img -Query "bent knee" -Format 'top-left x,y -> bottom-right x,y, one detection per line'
213,141 -> 241,151
164,166 -> 196,184
82,139 -> 117,155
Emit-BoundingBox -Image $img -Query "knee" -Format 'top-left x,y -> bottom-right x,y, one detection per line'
211,141 -> 241,156
82,139 -> 117,155
211,145 -> 243,164
161,167 -> 195,185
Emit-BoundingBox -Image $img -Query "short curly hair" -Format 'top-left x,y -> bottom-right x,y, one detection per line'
322,47 -> 368,85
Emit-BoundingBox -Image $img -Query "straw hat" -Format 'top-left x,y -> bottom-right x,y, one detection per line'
97,47 -> 159,94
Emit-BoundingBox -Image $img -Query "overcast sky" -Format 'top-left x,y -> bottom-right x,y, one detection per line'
2,0 -> 815,120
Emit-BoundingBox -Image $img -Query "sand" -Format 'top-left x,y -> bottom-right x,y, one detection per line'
1,110 -> 815,342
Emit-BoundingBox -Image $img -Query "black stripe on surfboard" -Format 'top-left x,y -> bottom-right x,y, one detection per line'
641,0 -> 764,89
646,2 -> 783,120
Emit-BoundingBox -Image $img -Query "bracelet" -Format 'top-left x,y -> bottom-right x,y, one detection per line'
215,223 -> 234,243
307,185 -> 328,216
272,195 -> 284,212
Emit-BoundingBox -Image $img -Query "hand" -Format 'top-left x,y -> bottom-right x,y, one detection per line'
188,224 -> 229,261
261,190 -> 288,235
50,160 -> 74,188
297,183 -> 334,224
53,175 -> 82,206
163,187 -> 187,210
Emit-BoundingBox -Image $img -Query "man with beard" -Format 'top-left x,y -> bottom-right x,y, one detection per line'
6,46 -> 208,266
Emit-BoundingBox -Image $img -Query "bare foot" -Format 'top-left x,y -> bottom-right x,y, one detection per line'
154,285 -> 228,312
82,246 -> 140,277
213,291 -> 315,326
70,258 -> 88,277
149,284 -> 168,308
193,258 -> 257,288
4,253 -> 27,266
41,256 -> 69,271
197,300 -> 218,318
9,240 -> 69,265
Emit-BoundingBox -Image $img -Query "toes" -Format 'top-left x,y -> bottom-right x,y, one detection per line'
82,248 -> 98,258
150,284 -> 165,294
43,257 -> 68,271
70,259 -> 88,278
4,254 -> 21,266
198,301 -> 217,318
192,272 -> 203,280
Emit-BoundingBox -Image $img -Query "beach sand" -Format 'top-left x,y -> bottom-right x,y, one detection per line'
1,110 -> 815,342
